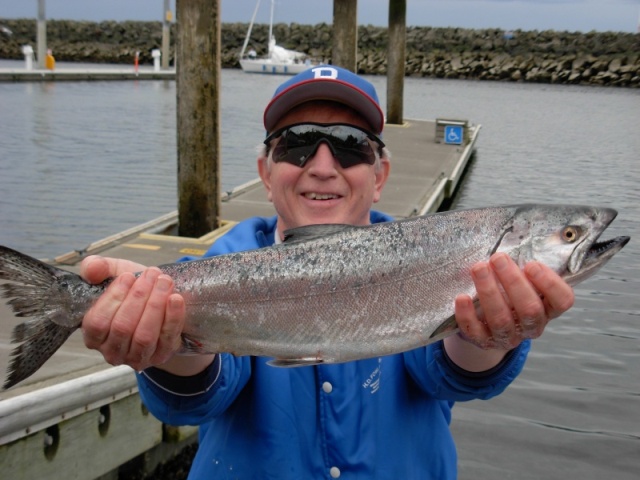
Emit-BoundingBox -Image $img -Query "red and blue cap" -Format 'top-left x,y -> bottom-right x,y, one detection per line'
263,65 -> 385,135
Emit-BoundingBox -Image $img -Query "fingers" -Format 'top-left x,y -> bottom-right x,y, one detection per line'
101,268 -> 162,367
524,261 -> 575,320
455,253 -> 575,351
128,275 -> 186,368
83,272 -> 137,349
82,266 -> 185,371
454,294 -> 496,350
150,293 -> 186,365
488,253 -> 548,341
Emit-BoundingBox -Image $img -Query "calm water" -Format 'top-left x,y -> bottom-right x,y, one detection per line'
1,62 -> 639,479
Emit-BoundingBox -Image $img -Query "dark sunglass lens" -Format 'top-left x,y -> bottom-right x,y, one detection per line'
332,143 -> 373,167
271,129 -> 316,166
329,125 -> 377,166
271,144 -> 305,167
269,124 -> 380,168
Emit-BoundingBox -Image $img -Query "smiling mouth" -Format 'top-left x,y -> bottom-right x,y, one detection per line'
304,193 -> 340,200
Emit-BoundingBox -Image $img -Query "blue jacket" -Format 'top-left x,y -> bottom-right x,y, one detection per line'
137,212 -> 530,479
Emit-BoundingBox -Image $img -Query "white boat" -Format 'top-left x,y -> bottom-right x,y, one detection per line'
239,0 -> 317,75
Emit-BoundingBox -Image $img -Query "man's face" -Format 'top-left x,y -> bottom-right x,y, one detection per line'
258,102 -> 390,237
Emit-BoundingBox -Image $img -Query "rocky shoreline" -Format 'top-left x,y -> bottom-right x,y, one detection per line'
1,19 -> 638,87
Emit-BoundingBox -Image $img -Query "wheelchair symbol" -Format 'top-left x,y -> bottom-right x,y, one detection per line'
444,126 -> 463,145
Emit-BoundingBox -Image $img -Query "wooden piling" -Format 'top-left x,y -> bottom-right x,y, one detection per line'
176,0 -> 221,237
162,0 -> 171,69
332,0 -> 358,71
387,0 -> 406,124
37,0 -> 47,70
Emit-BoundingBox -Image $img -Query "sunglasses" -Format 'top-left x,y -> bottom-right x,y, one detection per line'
264,123 -> 385,169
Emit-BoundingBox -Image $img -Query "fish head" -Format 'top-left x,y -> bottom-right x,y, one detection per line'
495,205 -> 629,284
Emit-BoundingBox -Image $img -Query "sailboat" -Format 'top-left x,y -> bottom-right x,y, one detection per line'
239,0 -> 317,75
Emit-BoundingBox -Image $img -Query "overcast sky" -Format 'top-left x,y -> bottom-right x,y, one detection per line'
1,0 -> 639,33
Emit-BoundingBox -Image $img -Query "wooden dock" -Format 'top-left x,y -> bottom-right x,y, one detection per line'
0,67 -> 176,82
0,119 -> 480,479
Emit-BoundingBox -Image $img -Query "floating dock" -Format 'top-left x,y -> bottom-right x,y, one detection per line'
0,67 -> 176,82
0,118 -> 480,479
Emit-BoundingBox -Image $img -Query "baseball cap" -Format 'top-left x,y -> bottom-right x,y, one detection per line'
263,65 -> 385,135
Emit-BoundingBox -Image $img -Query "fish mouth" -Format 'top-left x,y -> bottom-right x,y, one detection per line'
567,207 -> 618,274
583,235 -> 630,267
566,235 -> 630,286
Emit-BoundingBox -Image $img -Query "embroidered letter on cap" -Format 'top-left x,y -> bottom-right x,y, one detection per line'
311,66 -> 338,79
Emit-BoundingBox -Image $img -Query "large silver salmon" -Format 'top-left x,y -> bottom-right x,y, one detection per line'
0,204 -> 630,389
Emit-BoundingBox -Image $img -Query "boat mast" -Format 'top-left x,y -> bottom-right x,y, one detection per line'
239,0 -> 262,59
268,0 -> 275,55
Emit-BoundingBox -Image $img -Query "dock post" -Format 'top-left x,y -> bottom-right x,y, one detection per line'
22,45 -> 34,70
332,0 -> 358,71
36,0 -> 47,69
387,0 -> 406,125
162,0 -> 172,69
176,0 -> 222,237
152,49 -> 161,72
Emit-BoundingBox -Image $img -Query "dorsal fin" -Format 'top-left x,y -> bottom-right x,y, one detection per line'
283,224 -> 352,244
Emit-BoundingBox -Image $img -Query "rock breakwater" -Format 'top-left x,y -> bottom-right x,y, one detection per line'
1,19 -> 638,87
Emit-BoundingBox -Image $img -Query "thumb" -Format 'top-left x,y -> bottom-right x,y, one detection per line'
80,255 -> 113,283
80,256 -> 146,284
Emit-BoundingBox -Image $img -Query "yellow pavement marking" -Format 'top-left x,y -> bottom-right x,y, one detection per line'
123,244 -> 162,251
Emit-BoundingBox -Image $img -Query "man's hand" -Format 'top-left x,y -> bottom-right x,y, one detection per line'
80,256 -> 186,371
446,252 -> 575,372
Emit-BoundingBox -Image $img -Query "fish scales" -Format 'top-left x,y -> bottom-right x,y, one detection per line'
160,207 -> 519,362
0,204 -> 630,388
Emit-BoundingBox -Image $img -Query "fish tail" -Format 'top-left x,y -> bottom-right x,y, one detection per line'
0,246 -> 107,389
5,317 -> 76,390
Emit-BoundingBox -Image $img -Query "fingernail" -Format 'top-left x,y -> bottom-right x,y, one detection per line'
456,294 -> 473,309
156,275 -> 172,292
527,262 -> 542,279
144,268 -> 161,281
472,263 -> 490,280
169,295 -> 183,309
119,272 -> 136,289
491,253 -> 509,271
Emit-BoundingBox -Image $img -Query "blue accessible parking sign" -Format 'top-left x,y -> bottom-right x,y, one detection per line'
444,125 -> 463,145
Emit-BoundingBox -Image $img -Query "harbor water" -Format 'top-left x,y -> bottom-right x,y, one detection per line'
0,62 -> 639,479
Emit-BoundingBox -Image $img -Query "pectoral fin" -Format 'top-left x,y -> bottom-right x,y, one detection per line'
267,357 -> 325,367
428,315 -> 460,342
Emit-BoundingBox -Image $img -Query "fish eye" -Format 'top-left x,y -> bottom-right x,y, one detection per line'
562,226 -> 579,243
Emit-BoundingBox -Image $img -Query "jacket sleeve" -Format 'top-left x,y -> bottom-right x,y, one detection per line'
135,216 -> 277,425
403,339 -> 531,402
136,354 -> 251,425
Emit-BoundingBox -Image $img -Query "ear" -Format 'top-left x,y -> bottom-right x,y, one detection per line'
372,158 -> 391,204
257,156 -> 273,202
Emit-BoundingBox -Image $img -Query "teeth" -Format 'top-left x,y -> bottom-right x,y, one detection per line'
305,193 -> 338,200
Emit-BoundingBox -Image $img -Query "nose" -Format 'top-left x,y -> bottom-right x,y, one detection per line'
305,141 -> 340,175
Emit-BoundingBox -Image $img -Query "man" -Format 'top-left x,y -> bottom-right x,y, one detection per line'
81,65 -> 574,478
